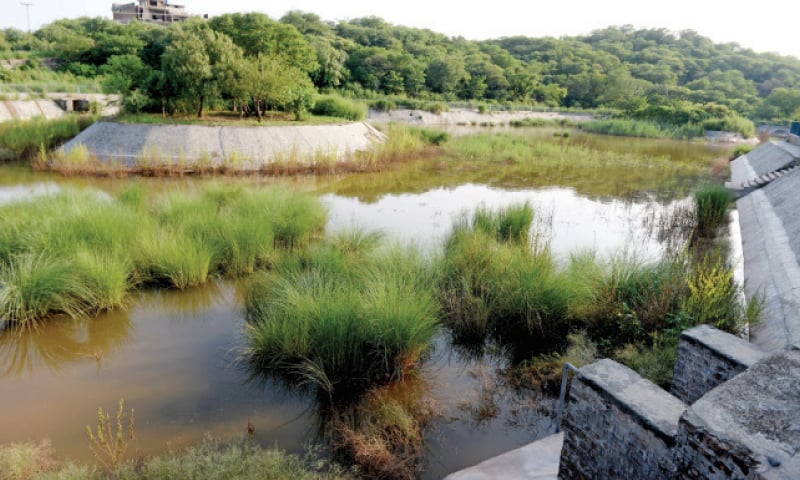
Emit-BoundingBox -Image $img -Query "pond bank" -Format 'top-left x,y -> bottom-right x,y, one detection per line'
368,107 -> 593,126
59,121 -> 385,171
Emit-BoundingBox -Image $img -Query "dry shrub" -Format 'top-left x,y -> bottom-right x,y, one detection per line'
0,440 -> 58,479
333,378 -> 439,480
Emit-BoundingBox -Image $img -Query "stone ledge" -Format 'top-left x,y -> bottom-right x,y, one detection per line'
683,349 -> 800,469
578,359 -> 686,443
680,325 -> 766,368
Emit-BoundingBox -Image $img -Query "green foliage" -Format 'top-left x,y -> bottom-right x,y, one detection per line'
311,94 -> 367,120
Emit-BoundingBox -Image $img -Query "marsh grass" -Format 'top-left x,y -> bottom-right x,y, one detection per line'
331,376 -> 438,480
244,236 -> 440,395
0,185 -> 325,326
311,95 -> 368,121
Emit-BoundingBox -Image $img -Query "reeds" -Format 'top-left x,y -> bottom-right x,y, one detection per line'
693,183 -> 732,239
311,95 -> 368,121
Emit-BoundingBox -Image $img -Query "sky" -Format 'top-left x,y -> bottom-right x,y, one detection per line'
3,0 -> 799,59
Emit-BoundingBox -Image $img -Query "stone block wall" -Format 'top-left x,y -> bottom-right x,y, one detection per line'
673,349 -> 800,479
558,359 -> 687,479
671,325 -> 766,404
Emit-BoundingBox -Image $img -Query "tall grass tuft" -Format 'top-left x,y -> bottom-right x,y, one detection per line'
244,236 -> 439,394
0,254 -> 95,326
440,204 -> 574,359
311,95 -> 368,121
694,183 -> 732,238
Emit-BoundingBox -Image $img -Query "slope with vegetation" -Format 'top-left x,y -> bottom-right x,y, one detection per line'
2,15 -> 799,134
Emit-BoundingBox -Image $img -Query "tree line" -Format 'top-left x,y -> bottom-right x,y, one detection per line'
1,12 -> 799,126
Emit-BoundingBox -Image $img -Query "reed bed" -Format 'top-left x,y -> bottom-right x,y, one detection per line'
0,185 -> 325,327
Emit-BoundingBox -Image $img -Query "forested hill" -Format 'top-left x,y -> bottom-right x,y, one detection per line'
2,12 -> 800,122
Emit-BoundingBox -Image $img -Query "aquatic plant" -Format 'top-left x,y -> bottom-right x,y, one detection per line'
693,183 -> 732,239
0,115 -> 95,159
86,399 -> 135,472
0,185 -> 326,326
244,238 -> 440,394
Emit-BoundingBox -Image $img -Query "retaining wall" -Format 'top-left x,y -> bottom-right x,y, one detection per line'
558,359 -> 686,479
671,325 -> 766,404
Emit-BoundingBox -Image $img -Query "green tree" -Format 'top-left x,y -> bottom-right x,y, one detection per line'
160,26 -> 243,117
239,55 -> 315,121
209,13 -> 317,74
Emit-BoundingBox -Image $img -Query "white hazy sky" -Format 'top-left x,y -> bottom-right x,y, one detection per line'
3,0 -> 799,59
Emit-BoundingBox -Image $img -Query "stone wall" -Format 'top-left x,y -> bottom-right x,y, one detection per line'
671,325 -> 766,404
559,339 -> 800,479
674,348 -> 800,479
558,359 -> 687,479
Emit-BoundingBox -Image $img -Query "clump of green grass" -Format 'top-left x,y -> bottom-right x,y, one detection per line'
440,205 -> 575,359
312,95 -> 368,121
0,115 -> 95,159
0,185 -> 326,326
0,254 -> 95,326
244,235 -> 440,395
694,183 -> 732,238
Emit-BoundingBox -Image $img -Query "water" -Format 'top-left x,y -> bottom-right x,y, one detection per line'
0,130 -> 728,476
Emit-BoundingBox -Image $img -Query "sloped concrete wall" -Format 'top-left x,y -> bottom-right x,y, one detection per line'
60,121 -> 386,169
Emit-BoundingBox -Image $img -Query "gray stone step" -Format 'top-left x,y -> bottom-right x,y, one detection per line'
443,433 -> 563,480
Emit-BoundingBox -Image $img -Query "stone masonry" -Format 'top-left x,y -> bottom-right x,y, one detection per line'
671,325 -> 766,404
558,359 -> 687,479
674,348 -> 800,479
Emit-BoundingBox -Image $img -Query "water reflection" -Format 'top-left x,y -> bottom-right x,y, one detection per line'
0,311 -> 132,377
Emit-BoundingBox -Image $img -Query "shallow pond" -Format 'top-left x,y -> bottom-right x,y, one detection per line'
0,129 -> 730,477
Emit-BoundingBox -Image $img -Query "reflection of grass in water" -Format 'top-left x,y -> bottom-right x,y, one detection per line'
0,311 -> 132,377
317,130 -> 720,202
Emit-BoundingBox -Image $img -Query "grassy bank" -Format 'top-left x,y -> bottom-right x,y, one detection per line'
0,185 -> 325,327
0,115 -> 95,159
0,437 -> 353,480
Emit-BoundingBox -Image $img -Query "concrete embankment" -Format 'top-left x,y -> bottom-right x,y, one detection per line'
368,107 -> 593,126
60,121 -> 385,169
0,99 -> 65,121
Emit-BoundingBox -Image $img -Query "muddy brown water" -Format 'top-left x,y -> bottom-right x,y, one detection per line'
0,130 -> 729,477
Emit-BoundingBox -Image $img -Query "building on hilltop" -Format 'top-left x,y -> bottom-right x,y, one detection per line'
112,0 -> 205,25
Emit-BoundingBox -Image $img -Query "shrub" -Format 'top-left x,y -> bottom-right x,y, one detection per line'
370,98 -> 396,112
311,95 -> 367,121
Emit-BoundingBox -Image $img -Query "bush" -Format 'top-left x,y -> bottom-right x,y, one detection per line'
311,95 -> 367,121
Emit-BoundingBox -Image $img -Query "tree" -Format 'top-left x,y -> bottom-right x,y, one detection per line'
160,26 -> 243,117
239,55 -> 315,121
209,13 -> 317,74
425,55 -> 469,95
